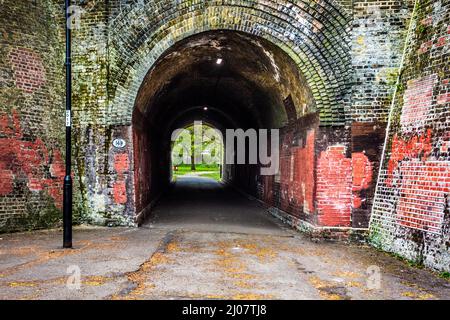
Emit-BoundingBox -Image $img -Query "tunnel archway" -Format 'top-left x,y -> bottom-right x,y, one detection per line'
109,1 -> 352,127
131,30 -> 317,223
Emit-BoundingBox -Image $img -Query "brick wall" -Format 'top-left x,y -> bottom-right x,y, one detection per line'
255,114 -> 319,225
132,108 -> 170,225
64,0 -> 403,231
70,0 -> 356,227
0,0 -> 76,232
0,0 -> 398,232
256,114 -> 379,232
352,0 -> 414,123
371,0 -> 450,272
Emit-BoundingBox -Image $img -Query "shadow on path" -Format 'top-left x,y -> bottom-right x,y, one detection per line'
144,176 -> 286,235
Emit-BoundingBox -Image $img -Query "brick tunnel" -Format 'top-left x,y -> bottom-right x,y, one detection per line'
131,31 -> 321,225
0,0 -> 449,283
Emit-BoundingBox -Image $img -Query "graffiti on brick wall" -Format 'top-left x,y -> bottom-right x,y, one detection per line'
385,129 -> 449,234
0,110 -> 64,207
397,161 -> 449,233
317,146 -> 373,227
8,48 -> 46,93
272,129 -> 374,227
369,0 -> 450,271
386,129 -> 433,187
293,130 -> 315,214
352,152 -> 373,208
317,146 -> 352,226
113,153 -> 129,204
278,129 -> 315,215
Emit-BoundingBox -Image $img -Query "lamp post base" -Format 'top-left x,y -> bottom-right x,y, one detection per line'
63,175 -> 72,248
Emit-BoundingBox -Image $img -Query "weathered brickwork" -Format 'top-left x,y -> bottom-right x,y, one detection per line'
1,0 -> 448,273
316,146 -> 353,227
0,0 -> 76,232
272,114 -> 319,224
55,0 -> 407,232
0,110 -> 65,202
69,0 -> 124,227
8,48 -> 47,93
371,0 -> 450,272
106,125 -> 135,225
106,0 -> 353,126
132,108 -> 169,225
352,0 -> 414,122
257,115 -> 376,232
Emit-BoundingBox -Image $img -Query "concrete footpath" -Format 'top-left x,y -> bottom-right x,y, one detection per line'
0,177 -> 449,300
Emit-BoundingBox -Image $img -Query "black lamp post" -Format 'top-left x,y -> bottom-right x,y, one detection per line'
63,0 -> 73,248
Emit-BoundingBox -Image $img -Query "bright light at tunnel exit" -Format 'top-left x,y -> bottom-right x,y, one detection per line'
216,58 -> 223,65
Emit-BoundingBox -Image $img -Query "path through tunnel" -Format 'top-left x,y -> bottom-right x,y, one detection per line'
132,30 -> 317,225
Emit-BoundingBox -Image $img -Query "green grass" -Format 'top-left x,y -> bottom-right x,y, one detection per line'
172,164 -> 222,181
174,164 -> 219,172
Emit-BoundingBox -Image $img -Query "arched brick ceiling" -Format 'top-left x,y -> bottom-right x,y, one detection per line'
108,0 -> 352,126
133,31 -> 315,133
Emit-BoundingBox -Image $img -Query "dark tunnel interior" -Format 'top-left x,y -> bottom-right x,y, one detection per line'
131,30 -> 316,220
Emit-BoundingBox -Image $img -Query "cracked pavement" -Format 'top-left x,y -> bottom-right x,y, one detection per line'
1,177 -> 449,300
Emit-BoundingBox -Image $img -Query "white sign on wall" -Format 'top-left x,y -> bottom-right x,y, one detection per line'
112,138 -> 126,149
